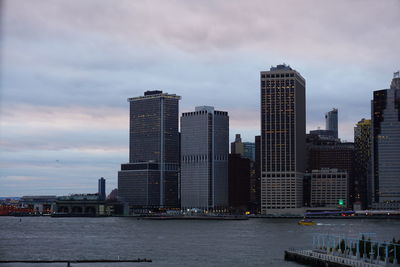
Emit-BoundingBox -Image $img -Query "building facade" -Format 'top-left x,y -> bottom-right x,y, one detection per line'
371,73 -> 400,206
231,133 -> 255,161
118,91 -> 181,210
260,64 -> 306,213
243,142 -> 256,161
180,106 -> 229,210
228,154 -> 250,211
354,118 -> 372,208
98,177 -> 106,200
325,108 -> 338,139
231,134 -> 244,155
306,140 -> 354,205
308,169 -> 348,208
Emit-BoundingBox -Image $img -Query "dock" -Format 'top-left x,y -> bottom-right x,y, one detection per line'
285,249 -> 382,267
285,234 -> 399,267
0,259 -> 152,266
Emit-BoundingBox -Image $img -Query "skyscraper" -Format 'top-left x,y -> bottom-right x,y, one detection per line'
228,154 -> 250,211
180,106 -> 229,210
354,118 -> 372,208
243,142 -> 256,161
118,90 -> 181,210
325,108 -> 338,139
230,133 -> 255,161
260,64 -> 306,212
98,177 -> 106,200
371,72 -> 400,207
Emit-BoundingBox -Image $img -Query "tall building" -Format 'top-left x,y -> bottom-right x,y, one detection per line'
249,135 -> 261,213
325,108 -> 338,139
230,134 -> 255,161
371,72 -> 400,206
243,142 -> 256,161
180,106 -> 229,210
260,64 -> 306,212
118,90 -> 181,210
354,118 -> 372,208
98,177 -> 106,200
228,154 -> 250,211
231,134 -> 244,155
306,139 -> 355,205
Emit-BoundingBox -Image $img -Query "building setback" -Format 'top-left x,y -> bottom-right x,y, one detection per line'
118,91 -> 181,210
371,72 -> 400,206
180,106 -> 229,210
325,108 -> 338,139
260,64 -> 306,212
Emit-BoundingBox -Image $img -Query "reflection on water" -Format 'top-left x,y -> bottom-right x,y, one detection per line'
0,217 -> 399,267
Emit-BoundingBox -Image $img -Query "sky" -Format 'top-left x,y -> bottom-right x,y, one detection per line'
0,0 -> 399,197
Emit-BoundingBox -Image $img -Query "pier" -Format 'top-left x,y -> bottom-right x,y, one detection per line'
285,234 -> 400,267
0,259 -> 152,266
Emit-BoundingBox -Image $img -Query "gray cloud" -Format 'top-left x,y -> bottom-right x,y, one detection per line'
1,0 -> 399,196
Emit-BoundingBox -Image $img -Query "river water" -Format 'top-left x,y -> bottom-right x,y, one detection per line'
0,217 -> 399,266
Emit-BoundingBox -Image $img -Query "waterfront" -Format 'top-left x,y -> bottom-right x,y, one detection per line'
0,217 -> 399,266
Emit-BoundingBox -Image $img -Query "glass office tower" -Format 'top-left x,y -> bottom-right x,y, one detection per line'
371,72 -> 400,207
118,91 -> 181,210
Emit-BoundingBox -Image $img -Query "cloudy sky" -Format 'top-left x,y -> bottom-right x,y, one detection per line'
0,0 -> 399,197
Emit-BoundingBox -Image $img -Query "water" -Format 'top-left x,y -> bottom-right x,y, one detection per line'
0,217 -> 399,266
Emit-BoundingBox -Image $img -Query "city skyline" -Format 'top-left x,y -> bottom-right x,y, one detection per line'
1,0 -> 399,196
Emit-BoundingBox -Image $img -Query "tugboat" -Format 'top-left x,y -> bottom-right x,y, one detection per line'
298,218 -> 316,226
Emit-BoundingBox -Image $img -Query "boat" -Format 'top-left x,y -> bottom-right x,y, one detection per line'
298,218 -> 316,226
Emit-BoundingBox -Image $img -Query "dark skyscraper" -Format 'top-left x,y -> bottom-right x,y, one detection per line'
228,154 -> 250,211
98,177 -> 106,200
325,108 -> 338,139
260,64 -> 306,213
371,72 -> 400,207
118,90 -> 181,210
354,118 -> 372,208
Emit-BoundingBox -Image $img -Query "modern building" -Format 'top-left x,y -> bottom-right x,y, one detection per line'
228,154 -> 250,211
306,139 -> 354,205
180,106 -> 229,210
249,135 -> 261,213
231,133 -> 255,161
243,142 -> 256,161
118,90 -> 181,211
325,108 -> 338,139
98,177 -> 106,200
354,118 -> 372,208
371,72 -> 400,207
307,169 -> 348,208
260,64 -> 306,212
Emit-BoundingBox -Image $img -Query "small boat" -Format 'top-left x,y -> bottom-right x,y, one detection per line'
298,218 -> 316,226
